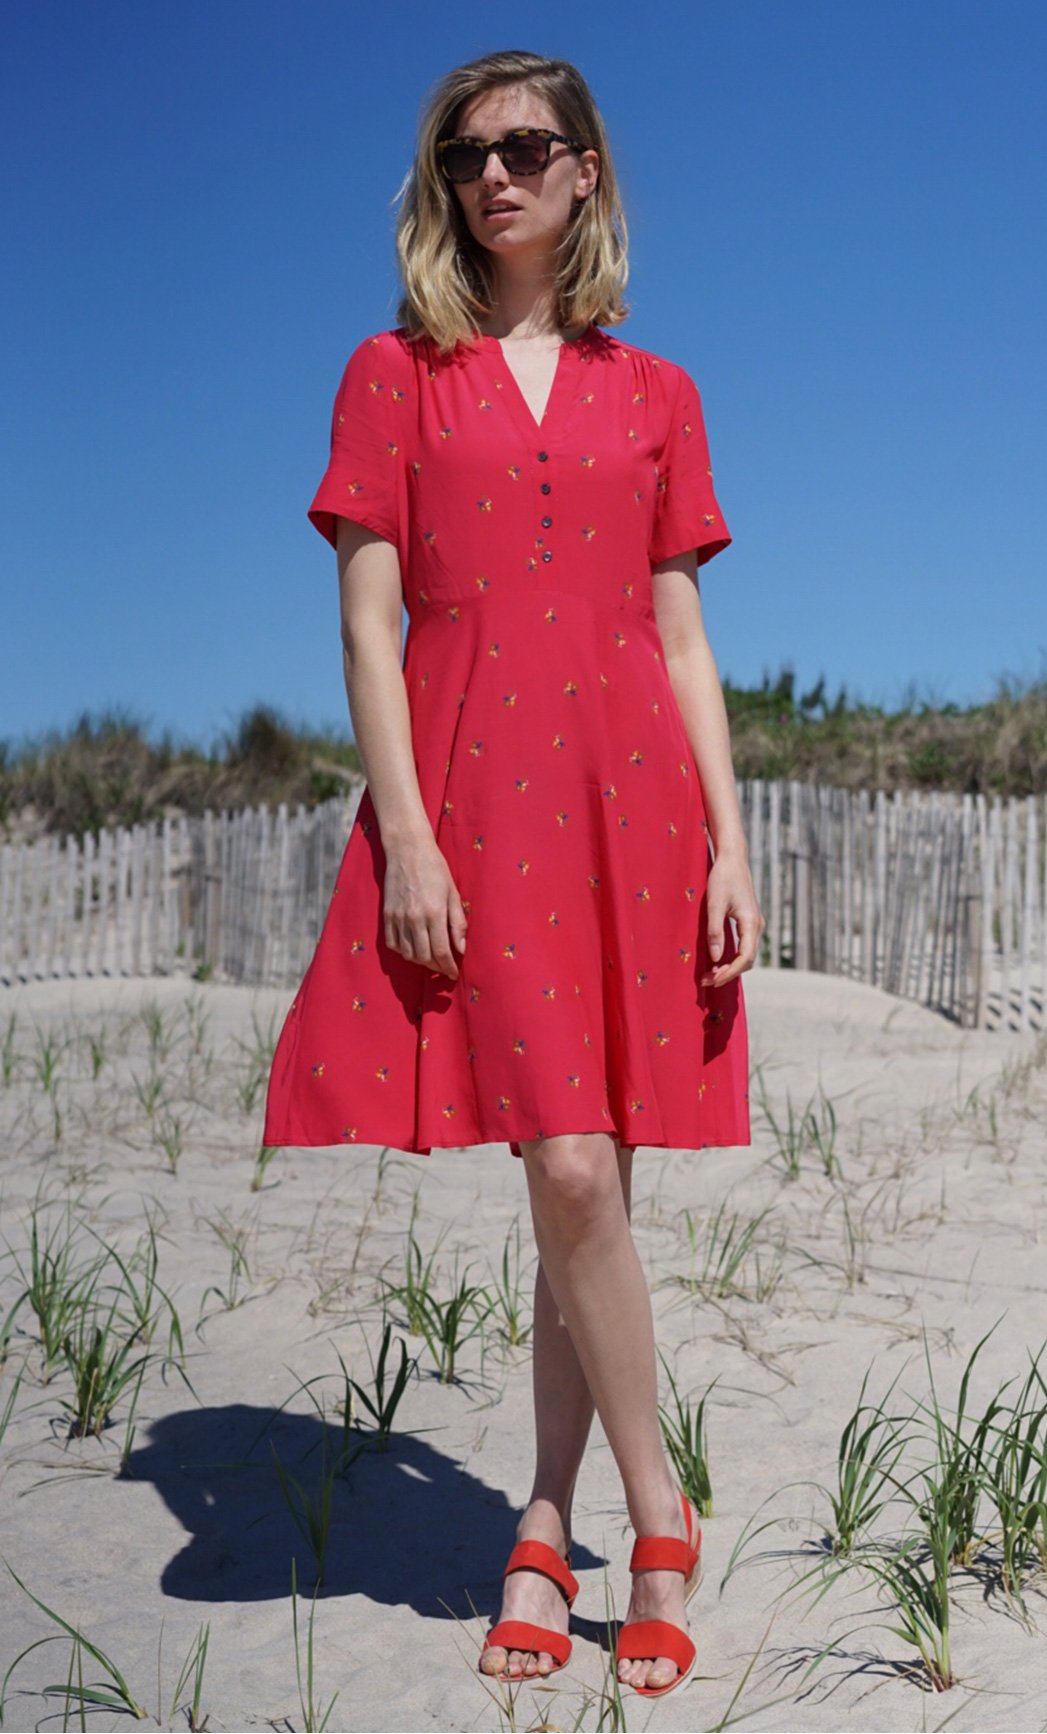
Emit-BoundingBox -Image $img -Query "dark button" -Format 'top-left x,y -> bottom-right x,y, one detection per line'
540,481 -> 551,494
541,515 -> 552,528
537,450 -> 548,462
542,550 -> 553,562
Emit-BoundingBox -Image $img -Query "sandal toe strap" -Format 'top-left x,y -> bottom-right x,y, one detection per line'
615,1617 -> 695,1676
504,1539 -> 580,1606
483,1619 -> 572,1668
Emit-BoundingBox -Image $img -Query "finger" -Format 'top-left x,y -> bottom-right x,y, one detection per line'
426,910 -> 459,979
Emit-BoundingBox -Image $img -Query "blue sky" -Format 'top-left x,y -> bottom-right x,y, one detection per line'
2,0 -> 1044,755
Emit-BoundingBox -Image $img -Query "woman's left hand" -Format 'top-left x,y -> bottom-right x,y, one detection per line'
700,849 -> 765,987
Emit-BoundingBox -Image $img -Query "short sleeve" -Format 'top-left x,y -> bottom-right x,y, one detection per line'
648,364 -> 732,568
306,333 -> 404,550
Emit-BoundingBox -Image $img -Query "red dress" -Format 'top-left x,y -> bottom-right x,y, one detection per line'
263,323 -> 750,1158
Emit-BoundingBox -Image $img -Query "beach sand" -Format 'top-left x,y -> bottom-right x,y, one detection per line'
1,967 -> 1045,1732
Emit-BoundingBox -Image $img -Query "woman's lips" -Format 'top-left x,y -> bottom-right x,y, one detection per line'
482,206 -> 518,221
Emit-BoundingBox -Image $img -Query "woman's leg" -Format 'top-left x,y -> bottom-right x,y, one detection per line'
479,1140 -> 634,1680
520,1132 -> 696,1693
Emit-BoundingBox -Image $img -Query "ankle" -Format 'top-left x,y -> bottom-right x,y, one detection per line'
517,1492 -> 572,1553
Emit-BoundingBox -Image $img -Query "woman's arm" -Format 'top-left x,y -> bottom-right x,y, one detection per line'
336,517 -> 467,978
652,555 -> 764,986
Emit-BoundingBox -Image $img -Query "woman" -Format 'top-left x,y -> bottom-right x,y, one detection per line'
264,48 -> 764,1698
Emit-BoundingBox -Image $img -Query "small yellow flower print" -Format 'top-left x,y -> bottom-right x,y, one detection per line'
622,581 -> 634,599
498,1095 -> 512,1110
703,511 -> 717,527
682,421 -> 692,439
588,875 -> 600,890
477,498 -> 492,511
567,1074 -> 580,1088
552,734 -> 566,751
599,671 -> 609,686
635,886 -> 651,903
542,985 -> 557,1000
603,784 -> 618,801
579,454 -> 595,467
369,378 -> 384,395
513,1037 -> 527,1054
489,641 -> 502,657
580,391 -> 594,404
655,1030 -> 670,1046
311,1061 -> 326,1078
502,691 -> 517,706
650,698 -> 660,713
418,588 -> 431,606
441,799 -> 454,818
479,398 -> 493,411
507,462 -> 521,479
503,942 -> 517,959
697,1079 -> 708,1099
708,1007 -> 726,1025
564,678 -> 578,696
514,776 -> 529,793
391,385 -> 405,402
629,750 -> 644,766
420,1034 -> 430,1050
618,813 -> 631,829
517,859 -> 530,874
476,574 -> 491,591
581,525 -> 596,541
628,427 -> 638,443
352,995 -> 366,1012
613,631 -> 627,649
439,425 -> 453,439
471,834 -> 485,851
667,820 -> 678,837
468,985 -> 481,1003
341,1125 -> 359,1141
583,1031 -> 592,1047
544,608 -> 558,623
680,761 -> 689,777
423,529 -> 437,544
636,968 -> 648,985
556,810 -> 569,827
346,479 -> 364,497
548,910 -> 560,925
629,1097 -> 646,1113
469,740 -> 484,756
442,1103 -> 457,1118
385,439 -> 399,457
685,885 -> 697,901
426,365 -> 436,380
656,471 -> 669,496
411,460 -> 422,475
633,390 -> 646,404
376,1065 -> 390,1081
678,947 -> 693,964
448,606 -> 460,623
350,937 -> 365,952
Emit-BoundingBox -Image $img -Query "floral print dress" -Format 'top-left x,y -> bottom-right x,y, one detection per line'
262,322 -> 750,1158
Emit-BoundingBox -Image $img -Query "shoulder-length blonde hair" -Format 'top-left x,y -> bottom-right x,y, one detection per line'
392,49 -> 629,354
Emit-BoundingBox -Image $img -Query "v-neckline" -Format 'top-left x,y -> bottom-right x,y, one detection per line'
481,326 -> 592,438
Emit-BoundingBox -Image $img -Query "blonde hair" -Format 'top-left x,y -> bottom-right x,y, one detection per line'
392,49 -> 629,354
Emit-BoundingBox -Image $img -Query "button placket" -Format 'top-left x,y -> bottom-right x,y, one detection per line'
536,450 -> 553,564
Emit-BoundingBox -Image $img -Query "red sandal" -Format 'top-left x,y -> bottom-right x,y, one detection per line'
479,1539 -> 579,1680
614,1486 -> 703,1697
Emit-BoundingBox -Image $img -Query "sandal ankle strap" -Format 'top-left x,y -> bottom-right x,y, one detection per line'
504,1538 -> 580,1606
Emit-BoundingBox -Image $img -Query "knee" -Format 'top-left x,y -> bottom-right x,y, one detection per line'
523,1133 -> 620,1231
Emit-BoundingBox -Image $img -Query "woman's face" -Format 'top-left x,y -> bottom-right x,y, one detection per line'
447,85 -> 599,261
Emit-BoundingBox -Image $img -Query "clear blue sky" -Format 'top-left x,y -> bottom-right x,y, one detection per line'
2,0 -> 1044,755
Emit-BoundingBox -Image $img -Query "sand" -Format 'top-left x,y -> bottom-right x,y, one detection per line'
1,966 -> 1045,1733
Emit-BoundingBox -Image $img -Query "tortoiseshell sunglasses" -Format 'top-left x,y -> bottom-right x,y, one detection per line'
436,126 -> 587,185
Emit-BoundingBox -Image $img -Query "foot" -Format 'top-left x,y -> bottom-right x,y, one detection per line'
616,1493 -> 699,1693
478,1503 -> 572,1680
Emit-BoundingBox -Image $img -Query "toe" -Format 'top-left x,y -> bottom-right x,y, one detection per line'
650,1656 -> 677,1689
479,1645 -> 507,1676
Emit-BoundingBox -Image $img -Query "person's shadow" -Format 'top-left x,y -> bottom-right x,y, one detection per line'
126,1403 -> 608,1636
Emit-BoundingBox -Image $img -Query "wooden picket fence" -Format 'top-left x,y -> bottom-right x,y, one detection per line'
1,781 -> 1044,1032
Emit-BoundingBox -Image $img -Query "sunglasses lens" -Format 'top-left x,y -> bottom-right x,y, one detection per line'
503,137 -> 549,174
441,143 -> 486,182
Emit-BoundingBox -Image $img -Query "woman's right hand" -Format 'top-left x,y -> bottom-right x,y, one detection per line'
382,834 -> 468,980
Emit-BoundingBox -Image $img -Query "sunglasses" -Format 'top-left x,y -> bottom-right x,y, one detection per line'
436,125 -> 587,185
